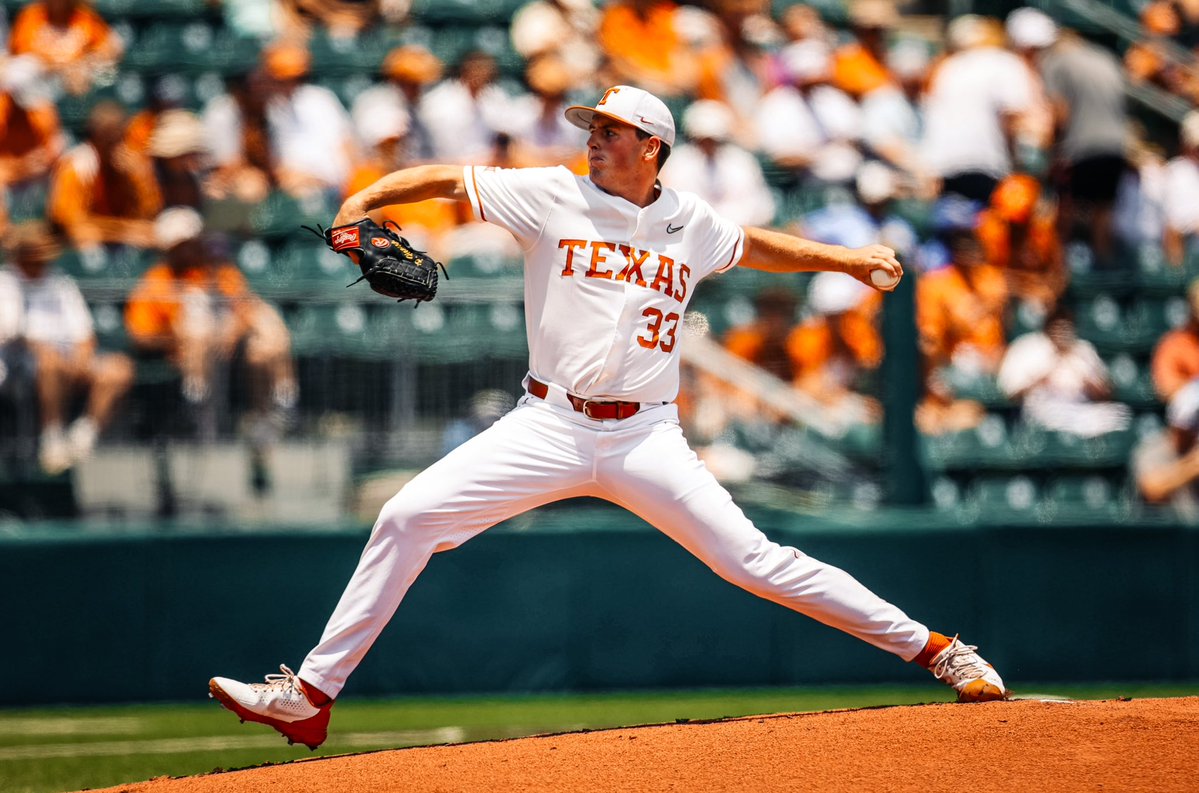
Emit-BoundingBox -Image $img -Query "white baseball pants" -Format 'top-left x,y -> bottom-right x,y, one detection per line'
299,391 -> 930,697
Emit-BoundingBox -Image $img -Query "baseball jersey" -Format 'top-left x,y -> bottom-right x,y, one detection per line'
464,165 -> 745,402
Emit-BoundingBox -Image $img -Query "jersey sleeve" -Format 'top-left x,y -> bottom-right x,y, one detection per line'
463,165 -> 563,248
684,194 -> 746,278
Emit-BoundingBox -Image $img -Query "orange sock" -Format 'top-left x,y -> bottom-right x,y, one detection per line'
913,631 -> 953,669
300,679 -> 332,707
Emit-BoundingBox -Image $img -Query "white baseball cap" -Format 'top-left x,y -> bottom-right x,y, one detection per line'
682,100 -> 734,142
564,85 -> 676,147
155,206 -> 204,250
1006,7 -> 1058,50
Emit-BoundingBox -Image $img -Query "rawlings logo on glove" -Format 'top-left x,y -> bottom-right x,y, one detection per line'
305,218 -> 446,305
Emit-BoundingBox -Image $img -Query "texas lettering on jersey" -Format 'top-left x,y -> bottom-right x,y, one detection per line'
556,238 -> 691,303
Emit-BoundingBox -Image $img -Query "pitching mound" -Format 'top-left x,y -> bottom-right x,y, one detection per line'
90,697 -> 1198,792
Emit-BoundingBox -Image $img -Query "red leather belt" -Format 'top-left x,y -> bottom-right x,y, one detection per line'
527,377 -> 641,420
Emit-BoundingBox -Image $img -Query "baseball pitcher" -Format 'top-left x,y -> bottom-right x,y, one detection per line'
210,86 -> 1006,750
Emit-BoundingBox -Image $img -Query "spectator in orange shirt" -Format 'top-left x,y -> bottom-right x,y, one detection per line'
1152,277 -> 1199,401
832,0 -> 897,100
8,0 -> 123,96
48,101 -> 159,249
916,200 -> 1009,375
789,271 -> 883,424
0,55 -> 65,209
975,173 -> 1066,317
724,286 -> 801,382
125,208 -> 297,438
598,0 -> 699,97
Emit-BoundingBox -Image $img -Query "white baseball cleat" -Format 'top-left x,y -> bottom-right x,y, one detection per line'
929,636 -> 1008,702
208,664 -> 332,750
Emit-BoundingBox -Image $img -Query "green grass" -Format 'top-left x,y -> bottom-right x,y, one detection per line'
2,683 -> 1195,793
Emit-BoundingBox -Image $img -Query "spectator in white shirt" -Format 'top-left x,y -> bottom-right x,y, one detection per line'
351,45 -> 444,165
0,221 -> 134,474
262,40 -> 358,198
661,99 -> 775,226
997,306 -> 1130,437
419,50 -> 519,164
754,38 -> 864,187
921,15 -> 1033,203
1163,111 -> 1199,266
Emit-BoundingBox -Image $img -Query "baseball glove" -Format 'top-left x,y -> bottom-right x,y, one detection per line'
304,218 -> 446,305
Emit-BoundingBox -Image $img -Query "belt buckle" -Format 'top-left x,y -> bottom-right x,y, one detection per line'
582,400 -> 602,420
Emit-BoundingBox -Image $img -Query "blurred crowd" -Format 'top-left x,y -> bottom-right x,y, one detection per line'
2,0 -> 1199,517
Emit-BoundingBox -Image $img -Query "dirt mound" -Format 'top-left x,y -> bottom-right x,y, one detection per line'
89,697 -> 1199,793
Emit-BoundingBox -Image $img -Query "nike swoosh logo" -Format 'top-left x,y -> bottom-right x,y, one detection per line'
666,224 -> 684,234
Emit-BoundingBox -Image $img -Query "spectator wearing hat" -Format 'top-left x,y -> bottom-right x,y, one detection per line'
261,40 -> 358,198
1134,379 -> 1199,520
660,99 -> 774,226
998,305 -> 1130,438
203,69 -> 276,206
0,55 -> 65,211
832,0 -> 899,100
1003,8 -> 1058,165
147,110 -> 209,211
510,0 -> 600,88
8,0 -> 122,96
1163,112 -> 1199,267
352,45 -> 443,165
47,101 -> 160,249
975,173 -> 1065,316
0,221 -> 134,474
754,38 -> 864,187
125,208 -> 297,436
598,0 -> 700,97
920,15 -> 1033,203
1011,9 -> 1128,266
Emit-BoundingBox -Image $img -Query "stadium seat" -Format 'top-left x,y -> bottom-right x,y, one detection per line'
967,474 -> 1042,520
250,191 -> 338,239
287,302 -> 370,357
1042,474 -> 1132,521
308,29 -> 393,77
1108,354 -> 1160,409
58,246 -> 152,296
123,21 -> 216,73
94,0 -> 210,19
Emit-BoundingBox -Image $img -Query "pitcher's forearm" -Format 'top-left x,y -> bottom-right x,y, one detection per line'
740,226 -> 856,273
335,165 -> 466,224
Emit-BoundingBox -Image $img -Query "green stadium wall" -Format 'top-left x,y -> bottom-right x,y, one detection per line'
3,503 -> 1196,706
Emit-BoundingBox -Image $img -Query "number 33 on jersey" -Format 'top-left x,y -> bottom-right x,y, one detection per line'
464,164 -> 745,404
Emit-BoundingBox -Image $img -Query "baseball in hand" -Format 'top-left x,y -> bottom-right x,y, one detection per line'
870,269 -> 900,288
